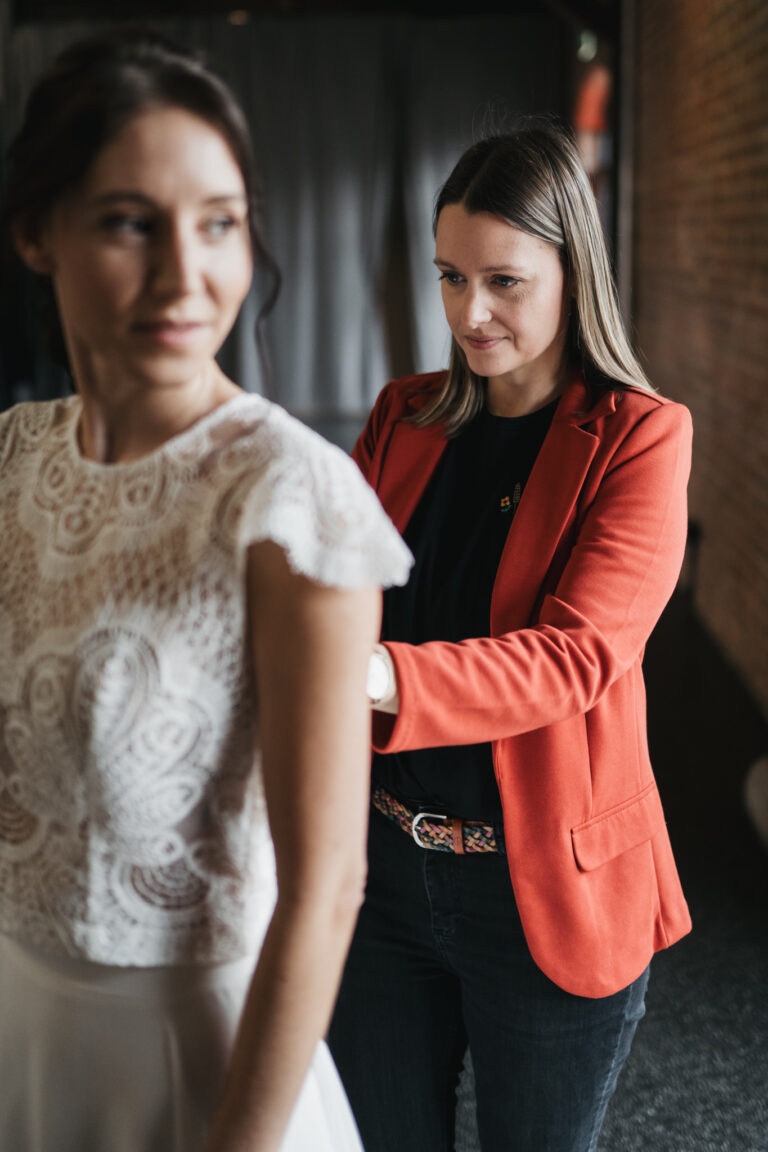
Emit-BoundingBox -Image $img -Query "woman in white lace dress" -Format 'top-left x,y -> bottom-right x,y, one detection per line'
0,32 -> 410,1152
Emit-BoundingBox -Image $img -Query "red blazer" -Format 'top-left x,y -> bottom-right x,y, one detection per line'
355,371 -> 693,998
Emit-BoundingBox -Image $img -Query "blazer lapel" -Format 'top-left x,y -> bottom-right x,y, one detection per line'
491,380 -> 616,633
376,419 -> 447,534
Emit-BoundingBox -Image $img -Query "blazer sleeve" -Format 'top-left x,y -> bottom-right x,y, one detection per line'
374,401 -> 693,753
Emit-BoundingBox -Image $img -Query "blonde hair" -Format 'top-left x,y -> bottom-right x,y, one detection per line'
413,120 -> 652,435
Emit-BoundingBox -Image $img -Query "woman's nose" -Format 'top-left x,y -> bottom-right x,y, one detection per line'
151,223 -> 199,296
461,286 -> 492,327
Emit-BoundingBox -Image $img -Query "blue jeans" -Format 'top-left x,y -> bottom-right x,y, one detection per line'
328,807 -> 649,1152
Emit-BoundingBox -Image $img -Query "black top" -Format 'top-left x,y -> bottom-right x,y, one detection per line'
372,398 -> 557,820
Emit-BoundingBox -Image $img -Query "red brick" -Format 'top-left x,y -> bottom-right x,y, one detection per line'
633,0 -> 768,713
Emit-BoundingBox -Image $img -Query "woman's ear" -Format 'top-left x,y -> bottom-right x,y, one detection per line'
13,222 -> 54,276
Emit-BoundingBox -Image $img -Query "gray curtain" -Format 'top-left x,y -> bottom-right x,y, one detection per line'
401,16 -> 570,374
228,18 -> 397,449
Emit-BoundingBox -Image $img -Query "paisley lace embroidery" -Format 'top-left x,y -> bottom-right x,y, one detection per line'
0,394 -> 411,965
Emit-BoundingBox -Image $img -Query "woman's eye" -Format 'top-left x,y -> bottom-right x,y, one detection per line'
438,272 -> 463,285
203,215 -> 239,238
101,213 -> 153,238
493,275 -> 521,289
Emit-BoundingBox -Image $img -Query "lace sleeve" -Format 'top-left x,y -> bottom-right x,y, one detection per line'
235,416 -> 412,591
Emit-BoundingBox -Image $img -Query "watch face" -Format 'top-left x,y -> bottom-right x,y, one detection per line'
367,654 -> 390,703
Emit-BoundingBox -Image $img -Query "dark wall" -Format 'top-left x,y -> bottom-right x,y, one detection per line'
632,0 -> 768,717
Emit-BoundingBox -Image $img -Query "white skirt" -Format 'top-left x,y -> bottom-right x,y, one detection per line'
0,933 -> 364,1152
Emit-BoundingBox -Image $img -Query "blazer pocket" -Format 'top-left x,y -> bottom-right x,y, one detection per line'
571,782 -> 666,872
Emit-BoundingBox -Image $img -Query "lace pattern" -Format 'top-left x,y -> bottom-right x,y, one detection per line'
0,394 -> 411,964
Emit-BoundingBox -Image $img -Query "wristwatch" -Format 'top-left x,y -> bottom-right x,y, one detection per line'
366,648 -> 393,707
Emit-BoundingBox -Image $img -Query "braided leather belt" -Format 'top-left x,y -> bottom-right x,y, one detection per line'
371,784 -> 502,854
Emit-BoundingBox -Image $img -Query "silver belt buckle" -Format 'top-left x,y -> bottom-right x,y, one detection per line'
411,810 -> 449,849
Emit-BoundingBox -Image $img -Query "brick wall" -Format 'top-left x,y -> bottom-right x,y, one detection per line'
633,0 -> 768,716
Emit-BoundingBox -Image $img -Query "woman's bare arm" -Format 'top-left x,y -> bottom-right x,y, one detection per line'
205,540 -> 380,1152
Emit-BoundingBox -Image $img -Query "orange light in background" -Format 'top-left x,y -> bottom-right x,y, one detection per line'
228,10 -> 250,25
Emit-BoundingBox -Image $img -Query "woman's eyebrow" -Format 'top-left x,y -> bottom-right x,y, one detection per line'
203,193 -> 249,205
87,191 -> 247,206
434,257 -> 529,275
88,191 -> 155,206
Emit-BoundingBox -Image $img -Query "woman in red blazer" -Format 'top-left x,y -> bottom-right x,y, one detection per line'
329,122 -> 692,1152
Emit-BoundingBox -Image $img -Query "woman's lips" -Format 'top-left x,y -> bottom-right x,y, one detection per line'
133,320 -> 206,348
464,335 -> 504,351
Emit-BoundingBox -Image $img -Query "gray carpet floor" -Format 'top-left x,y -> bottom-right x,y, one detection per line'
455,594 -> 768,1152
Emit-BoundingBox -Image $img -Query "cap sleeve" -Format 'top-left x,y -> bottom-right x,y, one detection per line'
235,411 -> 412,590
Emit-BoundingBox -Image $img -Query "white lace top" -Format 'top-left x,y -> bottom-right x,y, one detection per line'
0,393 -> 411,966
